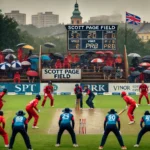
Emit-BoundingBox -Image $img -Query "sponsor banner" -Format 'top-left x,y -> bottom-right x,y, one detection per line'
40,83 -> 80,94
42,69 -> 81,79
80,83 -> 108,93
0,83 -> 40,94
109,83 -> 150,93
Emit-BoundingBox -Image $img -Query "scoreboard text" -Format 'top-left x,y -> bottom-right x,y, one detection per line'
65,25 -> 118,50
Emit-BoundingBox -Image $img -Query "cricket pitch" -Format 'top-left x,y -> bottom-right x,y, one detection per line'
48,108 -> 104,134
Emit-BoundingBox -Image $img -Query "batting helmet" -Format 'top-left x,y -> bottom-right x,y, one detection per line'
3,88 -> 7,93
48,81 -> 52,84
0,110 -> 4,116
36,94 -> 41,100
121,91 -> 126,97
75,84 -> 79,87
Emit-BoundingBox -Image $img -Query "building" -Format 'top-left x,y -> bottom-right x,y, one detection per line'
88,13 -> 122,24
137,22 -> 150,42
71,1 -> 82,25
32,12 -> 59,28
5,10 -> 26,25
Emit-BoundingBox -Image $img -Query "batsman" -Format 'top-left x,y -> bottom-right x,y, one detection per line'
84,86 -> 95,109
99,109 -> 127,150
121,91 -> 138,125
74,84 -> 83,109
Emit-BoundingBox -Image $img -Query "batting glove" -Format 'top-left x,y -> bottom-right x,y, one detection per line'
38,109 -> 40,113
44,93 -> 47,96
136,104 -> 139,108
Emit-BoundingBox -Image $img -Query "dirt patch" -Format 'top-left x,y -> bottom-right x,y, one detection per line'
48,108 -> 104,134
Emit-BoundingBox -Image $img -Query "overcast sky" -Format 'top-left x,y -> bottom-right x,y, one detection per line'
0,0 -> 149,24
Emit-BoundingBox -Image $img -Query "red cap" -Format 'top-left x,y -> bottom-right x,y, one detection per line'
121,91 -> 126,97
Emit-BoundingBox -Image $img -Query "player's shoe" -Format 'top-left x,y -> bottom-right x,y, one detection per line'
121,146 -> 127,149
4,145 -> 9,148
52,105 -> 54,107
55,144 -> 60,147
148,104 -> 150,106
73,144 -> 78,147
128,121 -> 135,125
99,146 -> 103,149
134,144 -> 139,147
28,149 -> 33,150
32,126 -> 39,129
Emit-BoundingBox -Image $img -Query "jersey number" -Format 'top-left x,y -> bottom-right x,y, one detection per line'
16,116 -> 23,122
62,114 -> 69,120
108,115 -> 116,121
145,116 -> 150,121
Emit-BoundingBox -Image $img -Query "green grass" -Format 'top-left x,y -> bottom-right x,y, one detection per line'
1,95 -> 150,150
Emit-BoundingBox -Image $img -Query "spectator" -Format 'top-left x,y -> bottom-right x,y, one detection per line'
28,50 -> 32,57
115,56 -> 122,68
80,55 -> 89,71
17,47 -> 23,62
103,70 -> 112,80
27,76 -> 35,83
63,58 -> 70,69
106,57 -> 114,66
131,57 -> 139,68
139,72 -> 145,82
55,59 -> 62,69
73,54 -> 80,63
14,72 -> 20,83
0,52 -> 4,63
67,52 -> 73,63
115,67 -> 123,79
94,63 -> 102,72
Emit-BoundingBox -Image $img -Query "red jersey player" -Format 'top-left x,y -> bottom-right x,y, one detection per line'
138,80 -> 150,105
26,94 -> 41,129
0,88 -> 7,110
0,110 -> 9,148
41,81 -> 54,107
121,91 -> 138,125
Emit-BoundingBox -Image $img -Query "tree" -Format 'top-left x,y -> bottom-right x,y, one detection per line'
117,27 -> 147,56
0,11 -> 20,50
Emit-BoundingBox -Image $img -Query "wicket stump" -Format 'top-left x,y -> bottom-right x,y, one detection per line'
75,99 -> 80,111
79,118 -> 86,134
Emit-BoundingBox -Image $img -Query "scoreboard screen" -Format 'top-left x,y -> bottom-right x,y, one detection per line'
65,25 -> 118,51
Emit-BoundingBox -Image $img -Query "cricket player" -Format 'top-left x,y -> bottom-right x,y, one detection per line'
26,94 -> 41,129
138,80 -> 150,105
84,86 -> 95,109
121,91 -> 137,125
134,111 -> 150,147
55,108 -> 78,147
99,109 -> 127,150
8,110 -> 32,150
74,84 -> 83,108
0,88 -> 7,110
41,81 -> 54,107
0,110 -> 9,148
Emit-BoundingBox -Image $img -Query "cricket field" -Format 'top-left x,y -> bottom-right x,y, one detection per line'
1,95 -> 150,150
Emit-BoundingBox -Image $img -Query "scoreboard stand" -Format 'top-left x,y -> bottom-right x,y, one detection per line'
65,25 -> 118,52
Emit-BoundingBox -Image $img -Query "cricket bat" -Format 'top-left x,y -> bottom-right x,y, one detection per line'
118,109 -> 126,116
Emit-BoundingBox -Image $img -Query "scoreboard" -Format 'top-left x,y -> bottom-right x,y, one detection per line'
65,25 -> 118,51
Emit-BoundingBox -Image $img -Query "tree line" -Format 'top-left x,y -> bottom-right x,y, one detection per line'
0,10 -> 150,56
